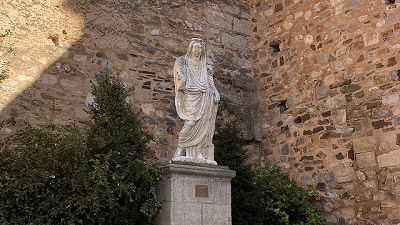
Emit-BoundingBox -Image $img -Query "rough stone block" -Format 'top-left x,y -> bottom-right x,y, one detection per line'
154,162 -> 235,225
339,207 -> 356,220
221,33 -> 248,50
170,202 -> 202,225
220,3 -> 240,15
203,204 -> 232,225
206,11 -> 233,30
353,136 -> 377,153
356,152 -> 377,169
345,0 -> 361,9
377,149 -> 400,168
335,167 -> 356,183
233,18 -> 252,35
38,73 -> 57,85
382,94 -> 399,105
363,32 -> 380,47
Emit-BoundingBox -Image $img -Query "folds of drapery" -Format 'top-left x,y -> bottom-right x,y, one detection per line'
173,56 -> 218,160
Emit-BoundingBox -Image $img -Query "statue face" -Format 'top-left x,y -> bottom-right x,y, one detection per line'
192,42 -> 202,58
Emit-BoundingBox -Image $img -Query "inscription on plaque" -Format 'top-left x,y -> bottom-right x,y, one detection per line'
195,185 -> 209,198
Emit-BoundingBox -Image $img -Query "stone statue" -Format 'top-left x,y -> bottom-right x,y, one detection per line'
172,38 -> 220,165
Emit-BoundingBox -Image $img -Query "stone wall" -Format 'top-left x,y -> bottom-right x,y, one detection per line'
252,0 -> 400,223
0,0 -> 257,160
6,0 -> 400,223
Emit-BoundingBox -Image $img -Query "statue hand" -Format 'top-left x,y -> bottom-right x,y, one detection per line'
214,91 -> 220,103
178,80 -> 186,91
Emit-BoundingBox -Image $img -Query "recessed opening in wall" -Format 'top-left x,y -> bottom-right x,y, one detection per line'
397,69 -> 400,80
384,0 -> 396,5
277,100 -> 287,113
269,40 -> 281,53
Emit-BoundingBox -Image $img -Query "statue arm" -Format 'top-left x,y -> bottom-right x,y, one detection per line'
174,57 -> 187,91
206,58 -> 220,102
208,75 -> 220,102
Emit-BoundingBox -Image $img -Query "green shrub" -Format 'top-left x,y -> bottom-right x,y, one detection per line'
214,123 -> 264,225
256,166 -> 327,225
0,123 -> 88,224
82,69 -> 160,224
214,123 -> 326,225
0,69 -> 160,224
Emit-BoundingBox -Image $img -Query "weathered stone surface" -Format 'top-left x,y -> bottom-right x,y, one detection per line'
155,162 -> 235,225
281,143 -> 289,155
356,152 -> 377,169
377,150 -> 400,168
382,94 -> 399,105
38,74 -> 57,85
335,167 -> 356,183
363,32 -> 380,47
353,137 -> 377,153
221,33 -> 248,50
233,18 -> 252,35
3,0 -> 400,223
206,10 -> 233,30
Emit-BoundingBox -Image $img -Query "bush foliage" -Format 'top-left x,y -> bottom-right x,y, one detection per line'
214,124 -> 264,225
214,123 -> 327,225
256,167 -> 327,225
0,70 -> 160,224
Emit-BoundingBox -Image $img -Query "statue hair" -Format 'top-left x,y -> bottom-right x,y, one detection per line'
186,38 -> 206,60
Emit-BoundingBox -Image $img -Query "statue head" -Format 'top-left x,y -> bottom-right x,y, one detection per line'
187,38 -> 205,59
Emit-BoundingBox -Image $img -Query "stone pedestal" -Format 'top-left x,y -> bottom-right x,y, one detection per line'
154,161 -> 236,225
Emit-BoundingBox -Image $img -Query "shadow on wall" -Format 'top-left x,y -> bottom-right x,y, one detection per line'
0,0 -> 202,158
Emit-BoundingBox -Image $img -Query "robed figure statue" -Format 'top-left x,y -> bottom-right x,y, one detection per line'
172,38 -> 220,165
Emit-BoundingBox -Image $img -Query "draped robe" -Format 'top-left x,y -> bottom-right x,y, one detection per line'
173,56 -> 218,161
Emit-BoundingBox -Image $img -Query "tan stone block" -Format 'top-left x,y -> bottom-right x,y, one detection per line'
335,167 -> 356,183
324,74 -> 337,86
356,152 -> 376,169
282,20 -> 293,30
353,137 -> 377,153
141,103 -> 155,116
339,207 -> 356,220
206,11 -> 233,30
233,18 -> 252,35
38,73 -> 57,85
382,94 -> 399,105
304,10 -> 312,20
295,11 -> 303,19
363,32 -> 380,47
377,149 -> 400,168
329,0 -> 342,6
221,33 -> 248,50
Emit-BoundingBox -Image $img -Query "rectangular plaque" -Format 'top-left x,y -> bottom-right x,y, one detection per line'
195,185 -> 208,198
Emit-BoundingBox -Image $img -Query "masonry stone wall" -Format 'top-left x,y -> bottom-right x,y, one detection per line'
0,0 -> 257,160
252,0 -> 400,223
5,0 -> 400,223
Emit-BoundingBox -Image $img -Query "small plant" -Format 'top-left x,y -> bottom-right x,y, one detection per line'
0,44 -> 14,83
0,59 -> 8,82
0,117 -> 15,129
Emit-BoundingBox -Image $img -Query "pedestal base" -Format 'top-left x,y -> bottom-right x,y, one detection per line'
154,161 -> 236,225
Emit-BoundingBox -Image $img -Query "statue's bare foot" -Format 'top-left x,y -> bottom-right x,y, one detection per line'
205,159 -> 218,165
197,152 -> 206,162
173,147 -> 183,159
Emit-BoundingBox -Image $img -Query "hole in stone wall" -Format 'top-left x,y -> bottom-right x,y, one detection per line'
277,100 -> 287,113
384,0 -> 396,5
397,69 -> 400,80
269,40 -> 281,53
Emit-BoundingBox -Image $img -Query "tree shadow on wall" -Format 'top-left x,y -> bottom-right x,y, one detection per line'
0,0 -> 202,159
